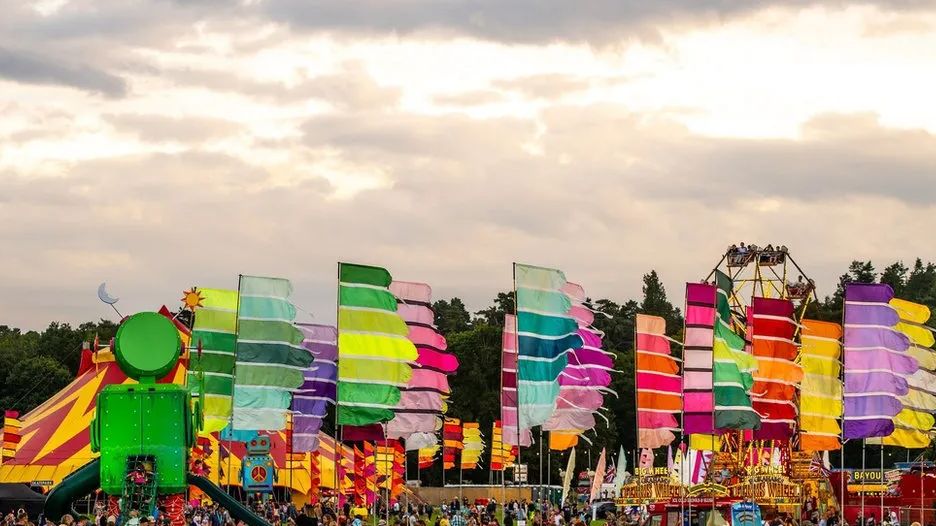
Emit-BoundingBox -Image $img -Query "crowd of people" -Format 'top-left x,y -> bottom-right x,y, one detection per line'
10,498 -> 936,526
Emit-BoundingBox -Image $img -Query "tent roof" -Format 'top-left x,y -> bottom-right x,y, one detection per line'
0,483 -> 45,502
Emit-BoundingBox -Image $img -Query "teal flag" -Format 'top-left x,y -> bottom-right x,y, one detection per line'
232,275 -> 312,431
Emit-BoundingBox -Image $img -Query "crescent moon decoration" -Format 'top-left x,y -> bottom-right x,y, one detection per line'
98,282 -> 119,304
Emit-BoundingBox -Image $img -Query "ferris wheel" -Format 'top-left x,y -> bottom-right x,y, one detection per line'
704,243 -> 819,326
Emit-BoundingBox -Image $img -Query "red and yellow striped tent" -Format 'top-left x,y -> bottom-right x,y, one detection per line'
0,347 -> 187,486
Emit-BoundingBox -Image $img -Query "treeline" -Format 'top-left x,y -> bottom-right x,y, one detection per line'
0,320 -> 118,412
2,258 -> 935,483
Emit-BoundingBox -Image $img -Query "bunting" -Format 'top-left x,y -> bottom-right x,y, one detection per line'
750,298 -> 802,440
713,270 -> 760,430
386,281 -> 458,440
798,320 -> 844,451
843,283 -> 916,439
233,276 -> 312,431
461,422 -> 484,470
683,283 -> 718,440
188,288 -> 238,433
515,263 -> 584,429
337,263 -> 419,426
868,298 -> 935,447
292,324 -> 337,452
635,314 -> 681,448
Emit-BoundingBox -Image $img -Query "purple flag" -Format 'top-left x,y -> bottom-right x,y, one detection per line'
842,283 -> 916,439
291,323 -> 338,452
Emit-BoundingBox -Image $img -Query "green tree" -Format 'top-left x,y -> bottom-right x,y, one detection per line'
818,260 -> 877,322
473,291 -> 514,327
37,321 -> 84,374
432,298 -> 472,336
903,259 -> 936,309
880,261 -> 909,297
0,356 -> 72,413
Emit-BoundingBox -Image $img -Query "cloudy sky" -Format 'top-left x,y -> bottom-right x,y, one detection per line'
3,0 -> 936,329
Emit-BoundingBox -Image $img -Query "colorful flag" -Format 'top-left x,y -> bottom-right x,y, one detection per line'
843,283 -> 916,439
292,324 -> 337,452
386,281 -> 458,440
490,421 -> 516,471
612,445 -> 628,493
418,442 -> 439,469
337,263 -> 418,426
544,282 -> 613,445
2,411 -> 21,463
233,276 -> 312,431
442,418 -> 463,469
750,298 -> 802,439
712,271 -> 760,430
560,448 -> 576,504
683,283 -> 718,442
799,320 -> 844,451
868,298 -> 935,447
515,264 -> 584,429
188,288 -> 238,432
501,314 -> 532,446
461,422 -> 484,470
635,314 -> 681,448
589,447 -> 606,503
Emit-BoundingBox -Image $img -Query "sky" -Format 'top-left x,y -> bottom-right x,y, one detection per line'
2,0 -> 936,330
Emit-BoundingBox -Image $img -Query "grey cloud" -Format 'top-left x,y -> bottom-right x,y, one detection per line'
157,62 -> 400,110
3,105 -> 935,330
433,89 -> 507,106
104,114 -> 244,143
493,74 -> 591,100
0,47 -> 127,97
527,106 -> 936,206
261,0 -> 934,44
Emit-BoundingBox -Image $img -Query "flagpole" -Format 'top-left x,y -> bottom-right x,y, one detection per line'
840,442 -> 846,522
335,264 -> 342,513
547,442 -> 552,506
879,444 -> 884,525
918,455 -> 923,525
678,290 -> 686,526
227,274 -> 243,497
861,439 -> 866,523
538,428 -> 543,504
513,262 -> 522,495
384,434 -> 390,526
633,314 -> 640,492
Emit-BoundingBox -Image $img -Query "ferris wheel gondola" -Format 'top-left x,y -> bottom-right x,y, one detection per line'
705,244 -> 819,328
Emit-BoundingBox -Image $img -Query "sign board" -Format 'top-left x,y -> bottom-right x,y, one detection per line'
514,464 -> 528,483
617,482 -> 683,505
731,502 -> 762,526
731,471 -> 802,504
